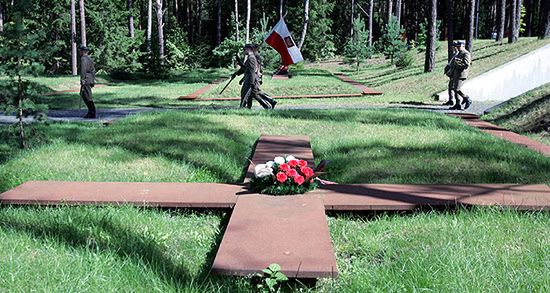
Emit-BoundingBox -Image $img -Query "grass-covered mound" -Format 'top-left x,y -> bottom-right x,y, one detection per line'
483,83 -> 549,145
1,109 -> 549,192
1,110 -> 549,291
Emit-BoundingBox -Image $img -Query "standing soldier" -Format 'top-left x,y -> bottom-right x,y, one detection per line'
79,46 -> 96,118
232,44 -> 277,109
445,40 -> 472,110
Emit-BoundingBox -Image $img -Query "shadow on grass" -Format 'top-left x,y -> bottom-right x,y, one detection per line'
490,94 -> 550,133
45,112 -> 256,183
0,206 -> 248,291
263,109 -> 467,130
321,138 -> 550,184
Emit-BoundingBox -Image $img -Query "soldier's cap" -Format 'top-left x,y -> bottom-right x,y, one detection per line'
244,44 -> 258,49
78,45 -> 90,51
453,40 -> 465,46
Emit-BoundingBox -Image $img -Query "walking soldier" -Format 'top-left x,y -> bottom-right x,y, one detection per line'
444,40 -> 472,110
232,44 -> 277,109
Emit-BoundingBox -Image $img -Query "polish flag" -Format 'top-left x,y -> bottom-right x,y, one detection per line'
264,18 -> 304,66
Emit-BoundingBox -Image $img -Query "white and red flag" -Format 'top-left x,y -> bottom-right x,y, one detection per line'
264,18 -> 304,66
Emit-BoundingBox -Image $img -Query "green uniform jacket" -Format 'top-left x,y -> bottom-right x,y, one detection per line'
451,49 -> 471,79
80,55 -> 96,85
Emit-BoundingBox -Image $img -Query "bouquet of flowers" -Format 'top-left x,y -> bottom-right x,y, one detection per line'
249,155 -> 317,195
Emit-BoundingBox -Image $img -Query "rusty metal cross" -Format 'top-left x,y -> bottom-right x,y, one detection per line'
1,135 -> 549,278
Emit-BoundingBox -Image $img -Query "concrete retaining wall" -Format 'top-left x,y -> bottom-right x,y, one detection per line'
438,44 -> 550,102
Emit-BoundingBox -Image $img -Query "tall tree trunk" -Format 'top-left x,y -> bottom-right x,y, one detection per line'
424,0 -> 437,72
156,0 -> 165,64
351,0 -> 355,36
216,0 -> 221,45
525,0 -> 531,36
147,0 -> 152,53
128,0 -> 135,38
446,0 -> 454,61
509,0 -> 517,42
541,0 -> 550,38
298,0 -> 309,49
369,0 -> 373,46
234,0 -> 239,41
71,0 -> 77,75
198,0 -> 202,36
395,0 -> 401,24
496,0 -> 505,41
515,0 -> 523,39
245,0 -> 250,42
466,0 -> 475,52
388,0 -> 393,21
0,2 -> 4,33
79,0 -> 86,46
474,0 -> 480,38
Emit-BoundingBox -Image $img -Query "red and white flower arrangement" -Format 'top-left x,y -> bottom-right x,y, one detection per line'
250,155 -> 317,195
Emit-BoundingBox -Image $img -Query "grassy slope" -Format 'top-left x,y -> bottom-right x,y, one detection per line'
201,68 -> 360,98
1,110 -> 549,291
482,82 -> 550,145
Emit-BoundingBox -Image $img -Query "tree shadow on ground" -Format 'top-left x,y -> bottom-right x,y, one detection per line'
265,109 -> 467,130
48,112 -> 257,183
489,94 -> 550,133
106,68 -> 229,86
319,138 -> 550,184
0,206 -> 250,291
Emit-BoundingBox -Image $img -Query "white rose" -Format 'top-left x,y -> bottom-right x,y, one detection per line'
266,161 -> 275,168
254,164 -> 267,177
274,157 -> 285,164
256,167 -> 274,178
285,155 -> 296,162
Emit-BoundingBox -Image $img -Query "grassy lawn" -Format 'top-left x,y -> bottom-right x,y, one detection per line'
1,109 -> 549,291
482,82 -> 550,145
201,68 -> 361,98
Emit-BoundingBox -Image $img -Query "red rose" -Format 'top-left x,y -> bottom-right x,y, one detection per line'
286,169 -> 298,177
276,172 -> 288,183
294,175 -> 305,185
298,160 -> 308,167
288,160 -> 299,167
279,163 -> 291,172
300,167 -> 314,178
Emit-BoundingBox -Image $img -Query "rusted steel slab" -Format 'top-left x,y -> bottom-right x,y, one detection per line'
178,79 -> 226,100
179,93 -> 364,101
0,181 -> 241,208
334,73 -> 383,95
449,113 -> 550,156
245,135 -> 315,181
312,184 -> 550,211
212,195 -> 338,278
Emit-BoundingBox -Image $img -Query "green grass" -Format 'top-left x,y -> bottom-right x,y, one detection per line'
1,109 -> 549,192
201,68 -> 361,98
482,82 -> 550,145
339,38 -> 550,105
28,69 -> 231,109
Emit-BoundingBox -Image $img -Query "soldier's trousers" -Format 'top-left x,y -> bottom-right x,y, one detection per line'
448,78 -> 469,104
240,87 -> 276,109
80,84 -> 96,116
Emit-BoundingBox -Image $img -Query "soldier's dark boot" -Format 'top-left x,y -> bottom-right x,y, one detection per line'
443,100 -> 454,106
449,103 -> 462,110
83,100 -> 96,118
462,97 -> 472,110
262,95 -> 277,109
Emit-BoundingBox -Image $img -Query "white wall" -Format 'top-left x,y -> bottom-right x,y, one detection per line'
438,44 -> 550,102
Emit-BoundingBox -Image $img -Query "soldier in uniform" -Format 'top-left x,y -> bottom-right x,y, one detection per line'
444,40 -> 472,110
232,44 -> 277,109
79,46 -> 96,118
